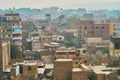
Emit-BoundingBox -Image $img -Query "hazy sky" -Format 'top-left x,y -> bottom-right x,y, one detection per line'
0,0 -> 120,10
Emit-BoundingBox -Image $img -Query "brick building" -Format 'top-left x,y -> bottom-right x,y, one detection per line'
78,20 -> 94,38
72,68 -> 88,80
94,22 -> 110,39
78,21 -> 110,40
54,59 -> 72,80
55,49 -> 76,59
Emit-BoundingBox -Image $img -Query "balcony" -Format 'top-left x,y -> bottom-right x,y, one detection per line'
12,25 -> 22,28
12,37 -> 22,40
12,31 -> 22,34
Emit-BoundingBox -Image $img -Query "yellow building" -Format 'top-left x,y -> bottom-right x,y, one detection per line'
109,22 -> 117,36
64,29 -> 78,37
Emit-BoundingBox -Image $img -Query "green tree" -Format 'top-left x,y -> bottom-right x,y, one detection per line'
10,44 -> 21,59
102,47 -> 109,54
63,41 -> 75,47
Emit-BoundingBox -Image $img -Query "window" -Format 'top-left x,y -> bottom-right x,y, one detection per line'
115,43 -> 120,49
91,26 -> 94,28
7,29 -> 12,32
79,26 -> 81,29
28,66 -> 32,71
101,26 -> 104,29
3,29 -> 5,32
83,50 -> 86,53
3,35 -> 5,37
8,35 -> 11,37
85,27 -> 87,29
90,22 -> 93,24
75,62 -> 78,64
59,37 -> 62,40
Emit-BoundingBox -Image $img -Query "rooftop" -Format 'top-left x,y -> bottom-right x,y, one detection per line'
55,59 -> 72,62
72,68 -> 82,72
91,66 -> 112,75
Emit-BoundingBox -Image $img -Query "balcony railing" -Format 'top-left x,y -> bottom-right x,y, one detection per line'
12,37 -> 22,40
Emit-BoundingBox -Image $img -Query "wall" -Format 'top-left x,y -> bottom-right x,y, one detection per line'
54,59 -> 72,80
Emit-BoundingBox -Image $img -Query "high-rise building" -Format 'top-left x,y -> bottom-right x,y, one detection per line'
0,12 -> 22,46
0,15 -> 12,41
5,12 -> 22,46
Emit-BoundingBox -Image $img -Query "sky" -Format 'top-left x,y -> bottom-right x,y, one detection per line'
0,0 -> 120,10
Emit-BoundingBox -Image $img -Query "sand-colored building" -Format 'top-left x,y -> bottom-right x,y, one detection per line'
0,41 -> 10,74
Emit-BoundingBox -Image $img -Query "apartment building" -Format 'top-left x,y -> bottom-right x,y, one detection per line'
78,20 -> 94,38
78,21 -> 111,40
0,12 -> 22,46
5,12 -> 22,46
0,15 -> 12,41
94,22 -> 110,39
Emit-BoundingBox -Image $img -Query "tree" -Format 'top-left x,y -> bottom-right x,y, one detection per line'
10,44 -> 21,59
63,41 -> 75,47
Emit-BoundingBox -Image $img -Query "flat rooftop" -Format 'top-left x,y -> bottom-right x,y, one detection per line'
55,59 -> 72,62
72,68 -> 82,72
91,66 -> 112,75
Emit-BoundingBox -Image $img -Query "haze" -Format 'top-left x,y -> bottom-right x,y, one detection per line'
0,0 -> 120,10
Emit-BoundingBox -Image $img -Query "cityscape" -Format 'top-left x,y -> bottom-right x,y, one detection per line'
0,0 -> 120,80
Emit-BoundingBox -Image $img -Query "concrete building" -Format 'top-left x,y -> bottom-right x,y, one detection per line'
54,59 -> 72,80
5,12 -> 22,46
31,40 -> 41,52
0,12 -> 22,46
109,16 -> 120,56
11,61 -> 38,80
0,41 -> 10,75
109,22 -> 117,36
83,13 -> 94,21
110,37 -> 120,56
0,15 -> 12,41
92,66 -> 118,80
